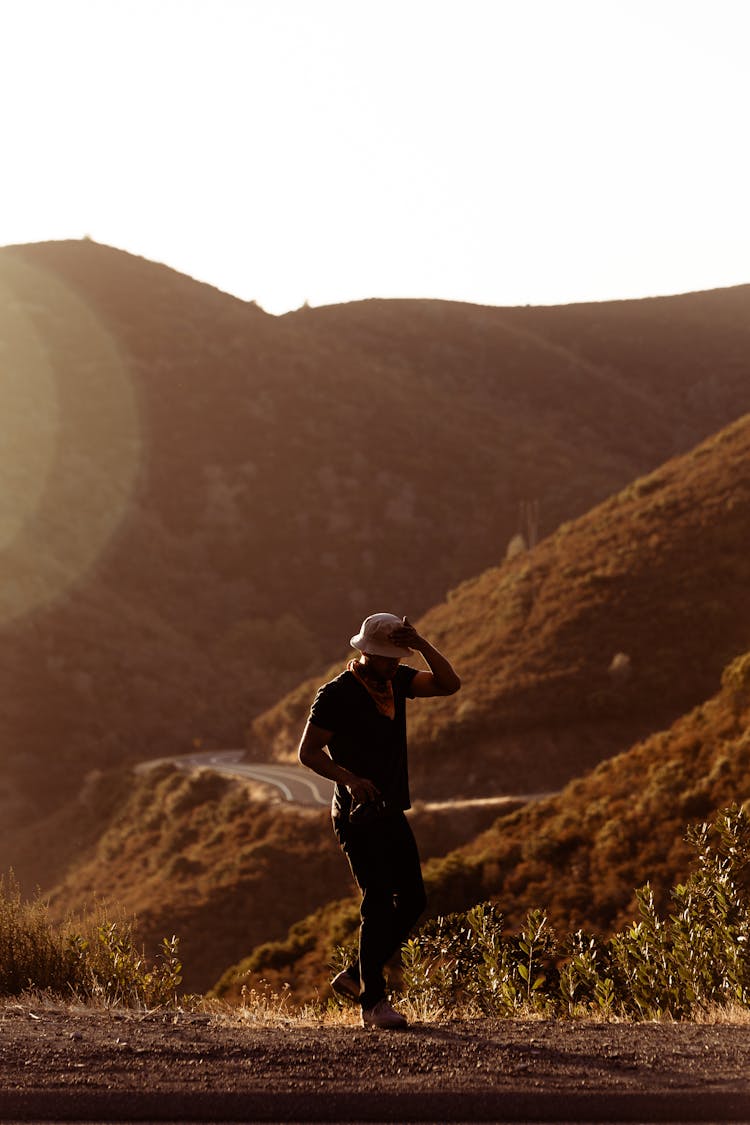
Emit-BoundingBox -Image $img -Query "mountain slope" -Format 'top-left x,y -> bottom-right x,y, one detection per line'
1,239 -> 749,831
218,647 -> 750,1002
253,414 -> 750,799
32,765 -> 512,993
23,415 -> 750,994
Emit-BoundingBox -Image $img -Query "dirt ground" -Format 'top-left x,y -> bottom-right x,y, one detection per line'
2,1003 -> 750,1122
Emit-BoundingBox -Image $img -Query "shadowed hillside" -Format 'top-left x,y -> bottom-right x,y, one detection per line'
254,414 -> 750,799
1,238 -> 749,839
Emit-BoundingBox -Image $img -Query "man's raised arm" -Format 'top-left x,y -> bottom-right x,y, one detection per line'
390,617 -> 461,698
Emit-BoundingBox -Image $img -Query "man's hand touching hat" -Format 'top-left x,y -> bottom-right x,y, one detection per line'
390,616 -> 424,653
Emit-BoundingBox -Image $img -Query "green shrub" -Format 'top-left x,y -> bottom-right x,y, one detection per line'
401,902 -> 557,1016
69,923 -> 183,1008
400,805 -> 750,1020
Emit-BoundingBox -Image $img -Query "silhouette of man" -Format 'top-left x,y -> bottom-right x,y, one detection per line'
298,612 -> 461,1029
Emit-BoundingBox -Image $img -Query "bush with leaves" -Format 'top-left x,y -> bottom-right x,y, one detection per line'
401,902 -> 557,1017
606,806 -> 750,1018
399,805 -> 750,1020
68,922 -> 183,1008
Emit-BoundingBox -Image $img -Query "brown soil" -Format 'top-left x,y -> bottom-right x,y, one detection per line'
2,1005 -> 750,1122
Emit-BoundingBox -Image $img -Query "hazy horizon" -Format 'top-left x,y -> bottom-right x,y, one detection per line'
1,0 -> 748,314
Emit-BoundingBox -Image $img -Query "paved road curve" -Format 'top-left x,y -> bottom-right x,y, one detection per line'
136,752 -> 554,812
136,750 -> 333,807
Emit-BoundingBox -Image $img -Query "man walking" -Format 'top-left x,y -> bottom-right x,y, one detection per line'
298,612 -> 461,1029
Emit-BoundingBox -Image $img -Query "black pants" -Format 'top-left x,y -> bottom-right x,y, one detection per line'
334,810 -> 427,1009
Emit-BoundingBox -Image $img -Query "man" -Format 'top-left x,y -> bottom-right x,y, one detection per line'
298,612 -> 461,1029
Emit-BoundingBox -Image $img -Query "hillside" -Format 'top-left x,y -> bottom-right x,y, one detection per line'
2,238 -> 749,840
29,765 -> 514,993
254,414 -> 750,800
17,414 -> 750,996
217,648 -> 750,1003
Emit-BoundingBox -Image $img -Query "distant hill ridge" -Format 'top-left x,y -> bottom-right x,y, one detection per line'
1,238 -> 749,832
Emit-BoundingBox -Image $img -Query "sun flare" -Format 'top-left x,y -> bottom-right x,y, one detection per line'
0,255 -> 141,623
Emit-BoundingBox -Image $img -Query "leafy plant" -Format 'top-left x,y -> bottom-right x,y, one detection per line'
400,902 -> 557,1017
70,922 -> 183,1008
399,805 -> 750,1021
558,930 -> 615,1016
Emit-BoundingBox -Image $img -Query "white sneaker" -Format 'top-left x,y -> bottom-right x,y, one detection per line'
361,999 -> 408,1030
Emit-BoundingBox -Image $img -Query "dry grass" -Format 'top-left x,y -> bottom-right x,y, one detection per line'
8,988 -> 750,1030
689,1002 -> 750,1026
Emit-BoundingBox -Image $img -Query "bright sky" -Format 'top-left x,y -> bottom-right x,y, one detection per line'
1,0 -> 749,314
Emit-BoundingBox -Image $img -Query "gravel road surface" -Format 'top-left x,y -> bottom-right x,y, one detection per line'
2,1004 -> 750,1122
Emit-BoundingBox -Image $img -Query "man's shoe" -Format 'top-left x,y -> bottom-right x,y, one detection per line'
331,968 -> 360,1003
361,999 -> 408,1030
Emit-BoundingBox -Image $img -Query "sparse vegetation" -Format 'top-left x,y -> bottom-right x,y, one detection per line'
0,874 -> 181,1006
5,805 -> 750,1024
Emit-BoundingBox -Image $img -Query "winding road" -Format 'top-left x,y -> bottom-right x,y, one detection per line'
136,750 -> 554,813
136,750 -> 333,807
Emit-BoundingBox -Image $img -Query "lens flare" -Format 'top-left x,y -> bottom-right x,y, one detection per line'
0,254 -> 141,624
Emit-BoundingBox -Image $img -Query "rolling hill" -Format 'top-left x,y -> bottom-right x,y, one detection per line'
207,413 -> 750,996
1,237 -> 749,849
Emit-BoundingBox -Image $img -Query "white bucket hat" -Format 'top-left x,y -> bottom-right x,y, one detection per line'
349,612 -> 414,658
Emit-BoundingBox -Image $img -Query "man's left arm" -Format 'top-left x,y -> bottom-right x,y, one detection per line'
391,617 -> 461,698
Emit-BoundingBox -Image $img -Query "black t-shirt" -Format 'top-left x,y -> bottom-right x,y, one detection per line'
308,664 -> 419,819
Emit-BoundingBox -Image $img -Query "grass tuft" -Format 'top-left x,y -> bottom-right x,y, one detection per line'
0,873 -> 181,1008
